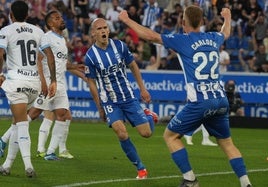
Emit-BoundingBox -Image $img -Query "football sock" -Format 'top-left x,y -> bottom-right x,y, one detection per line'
2,125 -> 19,169
240,175 -> 251,187
201,125 -> 210,142
146,115 -> 155,132
229,157 -> 247,178
27,114 -> 32,122
46,120 -> 65,155
37,118 -> 53,153
120,138 -> 145,170
59,120 -> 70,153
172,148 -> 194,180
1,124 -> 14,143
17,121 -> 33,170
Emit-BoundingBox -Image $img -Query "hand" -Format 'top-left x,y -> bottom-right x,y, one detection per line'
99,107 -> 107,122
221,8 -> 231,20
76,63 -> 85,72
140,89 -> 151,104
41,81 -> 48,97
0,74 -> 5,87
118,10 -> 129,23
48,81 -> 57,98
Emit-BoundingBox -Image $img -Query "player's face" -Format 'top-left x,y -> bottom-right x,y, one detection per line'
92,19 -> 110,44
50,12 -> 66,31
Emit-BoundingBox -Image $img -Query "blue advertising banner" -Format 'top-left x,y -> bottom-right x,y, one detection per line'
1,71 -> 268,119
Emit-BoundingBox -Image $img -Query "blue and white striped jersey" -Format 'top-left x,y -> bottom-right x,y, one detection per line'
161,32 -> 226,102
85,39 -> 136,104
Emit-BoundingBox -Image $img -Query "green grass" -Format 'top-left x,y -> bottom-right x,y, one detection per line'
0,119 -> 267,187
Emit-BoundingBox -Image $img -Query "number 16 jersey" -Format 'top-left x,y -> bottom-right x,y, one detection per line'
0,22 -> 49,81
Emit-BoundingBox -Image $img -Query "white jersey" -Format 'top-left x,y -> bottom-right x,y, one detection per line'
41,31 -> 68,90
0,22 -> 49,81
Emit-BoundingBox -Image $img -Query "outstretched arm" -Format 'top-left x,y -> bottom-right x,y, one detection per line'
119,10 -> 163,45
220,8 -> 232,40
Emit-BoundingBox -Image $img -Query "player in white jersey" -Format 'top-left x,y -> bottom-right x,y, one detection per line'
0,1 -> 56,178
31,10 -> 84,161
119,5 -> 252,187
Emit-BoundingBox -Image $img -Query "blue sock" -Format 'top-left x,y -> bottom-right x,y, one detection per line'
146,115 -> 154,132
172,148 -> 192,173
229,157 -> 247,177
120,138 -> 145,170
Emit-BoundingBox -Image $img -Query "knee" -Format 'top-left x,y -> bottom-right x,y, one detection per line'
140,130 -> 152,138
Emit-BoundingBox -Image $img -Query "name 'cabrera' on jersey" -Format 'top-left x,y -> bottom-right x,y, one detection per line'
85,39 -> 135,104
161,32 -> 226,102
0,22 -> 47,81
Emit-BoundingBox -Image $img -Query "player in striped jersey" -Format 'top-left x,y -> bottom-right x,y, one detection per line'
119,5 -> 252,187
0,0 -> 56,177
84,18 -> 158,179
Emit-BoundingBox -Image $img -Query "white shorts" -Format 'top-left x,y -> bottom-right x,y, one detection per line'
33,87 -> 69,111
2,79 -> 41,110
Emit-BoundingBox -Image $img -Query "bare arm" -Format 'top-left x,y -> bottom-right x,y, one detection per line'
119,10 -> 163,45
43,47 -> 57,98
220,8 -> 232,40
37,53 -> 48,96
0,48 -> 5,86
87,78 -> 106,121
128,61 -> 151,103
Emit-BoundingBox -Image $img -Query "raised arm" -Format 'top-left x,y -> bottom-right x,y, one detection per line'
119,10 -> 163,45
220,8 -> 232,40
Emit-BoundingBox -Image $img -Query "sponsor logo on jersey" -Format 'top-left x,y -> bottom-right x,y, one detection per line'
17,87 -> 38,94
0,35 -> 5,39
56,52 -> 68,59
17,69 -> 38,76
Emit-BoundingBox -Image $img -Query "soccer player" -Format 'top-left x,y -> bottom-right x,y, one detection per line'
119,6 -> 252,187
33,10 -> 85,161
84,18 -> 158,179
0,0 -> 56,177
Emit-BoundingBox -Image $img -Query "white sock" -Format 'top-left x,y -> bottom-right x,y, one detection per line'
201,125 -> 210,142
17,121 -> 33,170
46,120 -> 65,155
2,125 -> 19,169
240,175 -> 251,187
37,118 -> 53,153
27,115 -> 32,122
59,120 -> 70,153
183,170 -> 195,181
1,124 -> 14,143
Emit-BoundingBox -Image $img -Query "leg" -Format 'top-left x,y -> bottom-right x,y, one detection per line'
163,128 -> 197,182
201,125 -> 217,146
112,121 -> 147,179
218,137 -> 251,187
36,110 -> 54,157
59,110 -> 74,159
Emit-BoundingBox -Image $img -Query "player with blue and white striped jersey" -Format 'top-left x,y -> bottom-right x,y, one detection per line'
85,18 -> 158,179
119,5 -> 252,187
0,0 -> 56,178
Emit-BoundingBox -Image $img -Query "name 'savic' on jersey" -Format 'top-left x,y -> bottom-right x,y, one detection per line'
85,39 -> 135,104
41,31 -> 68,87
0,22 -> 49,81
161,32 -> 226,102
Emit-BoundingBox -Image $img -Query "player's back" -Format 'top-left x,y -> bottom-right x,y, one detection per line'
162,31 -> 226,102
0,22 -> 44,81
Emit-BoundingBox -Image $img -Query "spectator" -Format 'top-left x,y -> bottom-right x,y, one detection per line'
224,80 -> 245,116
105,0 -> 123,34
254,12 -> 268,44
219,44 -> 230,73
71,36 -> 88,64
141,0 -> 161,28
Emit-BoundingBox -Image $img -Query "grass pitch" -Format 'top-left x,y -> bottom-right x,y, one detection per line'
0,119 -> 267,187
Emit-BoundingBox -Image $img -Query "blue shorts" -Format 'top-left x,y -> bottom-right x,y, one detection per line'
167,97 -> 230,139
102,99 -> 148,127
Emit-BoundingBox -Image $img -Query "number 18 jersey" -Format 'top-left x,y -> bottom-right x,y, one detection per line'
161,32 -> 226,102
0,22 -> 48,81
